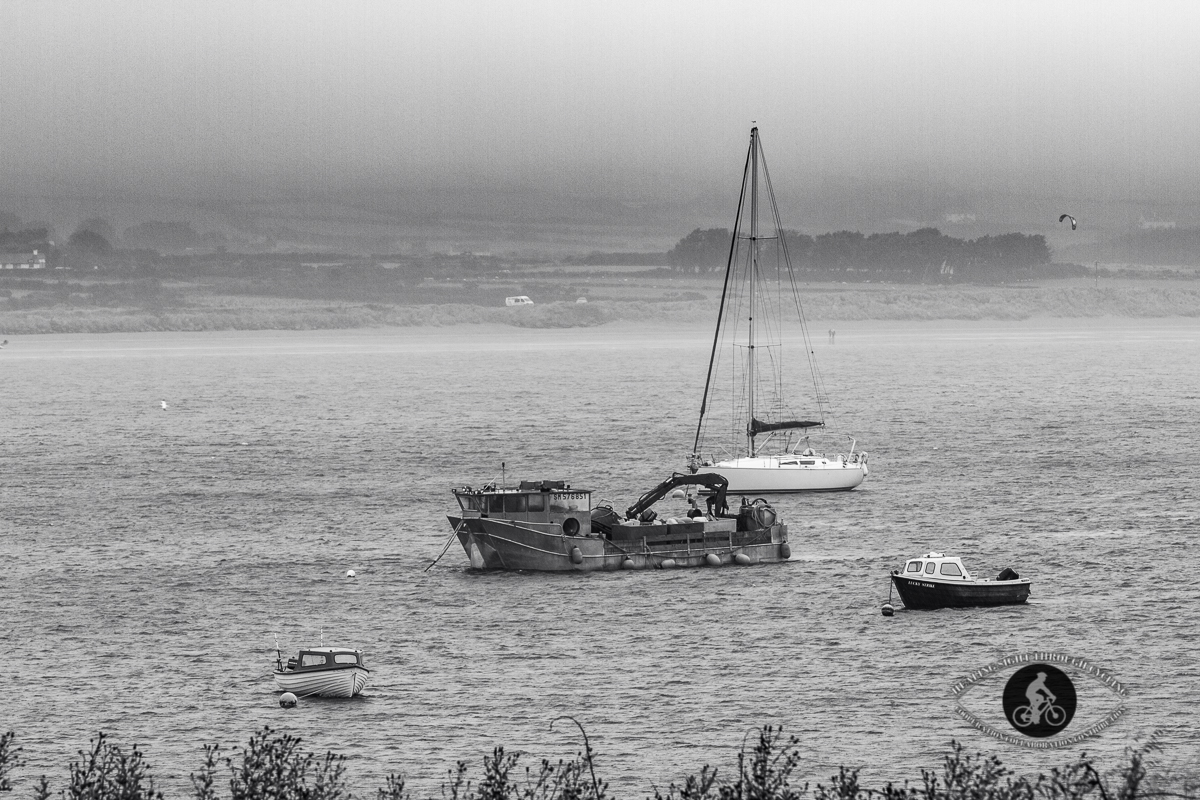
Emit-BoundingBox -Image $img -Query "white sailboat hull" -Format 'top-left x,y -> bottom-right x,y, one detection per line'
273,666 -> 369,698
706,456 -> 867,493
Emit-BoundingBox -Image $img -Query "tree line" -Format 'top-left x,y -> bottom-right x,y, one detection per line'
667,227 -> 1055,281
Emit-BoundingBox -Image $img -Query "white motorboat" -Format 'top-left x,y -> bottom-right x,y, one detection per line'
273,646 -> 370,698
688,127 -> 868,493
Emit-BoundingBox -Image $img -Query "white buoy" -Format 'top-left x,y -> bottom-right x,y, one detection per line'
705,553 -> 721,566
660,558 -> 676,569
279,692 -> 298,708
734,553 -> 752,566
670,489 -> 685,499
621,558 -> 636,570
570,547 -> 583,565
346,569 -> 356,578
882,603 -> 895,617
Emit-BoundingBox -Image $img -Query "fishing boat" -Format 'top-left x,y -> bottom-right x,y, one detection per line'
273,646 -> 370,698
689,127 -> 867,493
889,553 -> 1031,610
444,473 -> 790,572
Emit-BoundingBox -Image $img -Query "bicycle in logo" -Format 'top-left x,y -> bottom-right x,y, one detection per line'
1012,696 -> 1067,728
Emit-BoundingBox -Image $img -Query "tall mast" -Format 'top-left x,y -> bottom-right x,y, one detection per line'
746,127 -> 759,458
692,128 -> 754,459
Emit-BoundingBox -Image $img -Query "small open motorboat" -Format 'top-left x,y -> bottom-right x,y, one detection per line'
273,646 -> 370,698
890,553 -> 1031,609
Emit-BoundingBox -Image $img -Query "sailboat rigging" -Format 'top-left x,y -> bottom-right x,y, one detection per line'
688,126 -> 868,493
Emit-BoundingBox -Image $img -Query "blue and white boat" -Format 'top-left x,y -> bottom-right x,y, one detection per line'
890,553 -> 1030,609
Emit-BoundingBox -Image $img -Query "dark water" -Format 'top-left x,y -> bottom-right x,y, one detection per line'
2,320 -> 1197,796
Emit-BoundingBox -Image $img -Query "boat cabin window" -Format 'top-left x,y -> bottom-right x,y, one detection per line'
528,494 -> 546,512
548,492 -> 590,512
458,494 -> 483,511
906,561 -> 923,573
300,654 -> 327,667
487,495 -> 505,513
924,562 -> 936,574
333,653 -> 358,664
503,494 -> 527,513
939,563 -> 963,576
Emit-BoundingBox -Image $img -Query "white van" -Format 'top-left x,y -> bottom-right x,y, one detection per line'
505,296 -> 534,306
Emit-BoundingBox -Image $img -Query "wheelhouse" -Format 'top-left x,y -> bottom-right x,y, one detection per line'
285,647 -> 366,671
453,480 -> 593,536
901,552 -> 974,581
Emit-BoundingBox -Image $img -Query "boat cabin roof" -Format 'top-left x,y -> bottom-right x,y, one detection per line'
453,480 -> 589,496
453,481 -> 592,516
901,552 -> 975,581
287,647 -> 366,669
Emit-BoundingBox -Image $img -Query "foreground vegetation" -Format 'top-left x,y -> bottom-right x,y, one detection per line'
0,725 -> 1189,800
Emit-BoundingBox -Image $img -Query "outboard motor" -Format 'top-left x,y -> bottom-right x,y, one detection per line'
997,567 -> 1019,581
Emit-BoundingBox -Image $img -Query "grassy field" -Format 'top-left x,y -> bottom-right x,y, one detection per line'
1,270 -> 1198,335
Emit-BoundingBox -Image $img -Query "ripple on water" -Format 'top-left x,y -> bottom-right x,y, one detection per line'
1,322 -> 1198,795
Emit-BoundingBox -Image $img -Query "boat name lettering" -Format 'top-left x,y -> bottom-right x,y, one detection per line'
920,582 -> 935,588
554,493 -> 588,500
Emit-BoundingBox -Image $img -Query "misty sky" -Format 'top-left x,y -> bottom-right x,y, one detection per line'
2,0 -> 1198,248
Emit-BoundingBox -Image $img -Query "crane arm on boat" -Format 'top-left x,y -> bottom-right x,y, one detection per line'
625,472 -> 730,520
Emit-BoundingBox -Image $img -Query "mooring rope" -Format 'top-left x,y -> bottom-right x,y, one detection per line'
425,521 -> 466,571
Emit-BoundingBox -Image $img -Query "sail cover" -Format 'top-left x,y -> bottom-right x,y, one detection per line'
749,418 -> 823,435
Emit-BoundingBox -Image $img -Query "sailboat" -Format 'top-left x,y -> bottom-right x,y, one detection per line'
687,127 -> 868,493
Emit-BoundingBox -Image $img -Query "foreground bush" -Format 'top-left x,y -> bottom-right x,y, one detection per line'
0,725 -> 1183,800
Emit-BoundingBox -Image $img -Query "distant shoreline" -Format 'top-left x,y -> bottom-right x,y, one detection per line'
1,279 -> 1197,335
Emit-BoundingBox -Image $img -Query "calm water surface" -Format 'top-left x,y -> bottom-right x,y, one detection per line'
1,319 -> 1197,795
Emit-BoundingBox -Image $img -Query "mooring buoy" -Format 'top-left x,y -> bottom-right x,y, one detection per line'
279,692 -> 298,708
881,603 -> 895,617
